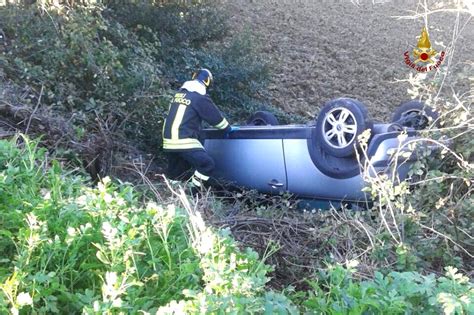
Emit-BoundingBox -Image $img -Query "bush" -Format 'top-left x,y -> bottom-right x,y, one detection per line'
353,79 -> 473,274
403,99 -> 473,270
293,261 -> 473,314
0,3 -> 166,149
0,1 -> 279,154
109,1 -> 283,124
107,1 -> 229,49
0,135 -> 296,314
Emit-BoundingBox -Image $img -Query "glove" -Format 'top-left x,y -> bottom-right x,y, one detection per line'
229,126 -> 240,133
224,126 -> 240,138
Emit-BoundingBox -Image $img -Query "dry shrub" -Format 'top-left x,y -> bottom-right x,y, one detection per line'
0,80 -> 159,181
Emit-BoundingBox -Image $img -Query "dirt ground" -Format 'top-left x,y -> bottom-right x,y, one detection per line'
224,0 -> 473,121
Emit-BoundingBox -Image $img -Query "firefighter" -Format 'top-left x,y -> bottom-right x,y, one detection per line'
162,68 -> 236,189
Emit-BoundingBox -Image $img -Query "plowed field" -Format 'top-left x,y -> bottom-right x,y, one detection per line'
225,0 -> 473,121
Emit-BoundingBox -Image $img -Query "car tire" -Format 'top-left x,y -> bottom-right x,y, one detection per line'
247,111 -> 279,126
307,138 -> 362,179
315,98 -> 370,158
391,101 -> 439,130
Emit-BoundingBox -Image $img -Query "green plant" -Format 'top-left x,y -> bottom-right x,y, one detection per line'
340,66 -> 472,276
109,0 -> 285,124
0,2 -> 166,149
0,135 -> 296,314
293,261 -> 473,315
0,1 -> 281,155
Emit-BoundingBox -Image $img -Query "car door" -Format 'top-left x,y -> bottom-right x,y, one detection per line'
283,138 -> 367,201
204,128 -> 287,193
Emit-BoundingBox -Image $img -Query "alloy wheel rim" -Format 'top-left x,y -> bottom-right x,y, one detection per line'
322,107 -> 357,149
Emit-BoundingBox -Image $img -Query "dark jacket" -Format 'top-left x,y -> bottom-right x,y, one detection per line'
162,83 -> 230,151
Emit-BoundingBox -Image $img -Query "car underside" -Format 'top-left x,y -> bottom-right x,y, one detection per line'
201,98 -> 439,203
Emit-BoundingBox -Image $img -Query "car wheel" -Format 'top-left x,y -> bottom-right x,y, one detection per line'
391,101 -> 438,130
307,137 -> 362,179
315,98 -> 369,158
247,111 -> 279,126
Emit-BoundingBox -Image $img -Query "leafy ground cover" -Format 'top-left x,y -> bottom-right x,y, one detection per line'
0,136 -> 472,314
0,135 -> 296,314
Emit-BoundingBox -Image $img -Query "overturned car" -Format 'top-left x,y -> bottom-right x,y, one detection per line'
201,98 -> 438,203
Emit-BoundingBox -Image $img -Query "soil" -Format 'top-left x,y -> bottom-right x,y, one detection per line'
224,0 -> 473,121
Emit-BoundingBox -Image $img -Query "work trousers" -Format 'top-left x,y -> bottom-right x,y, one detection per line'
166,149 -> 215,187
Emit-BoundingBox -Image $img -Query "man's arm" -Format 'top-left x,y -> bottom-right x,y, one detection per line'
195,96 -> 231,133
